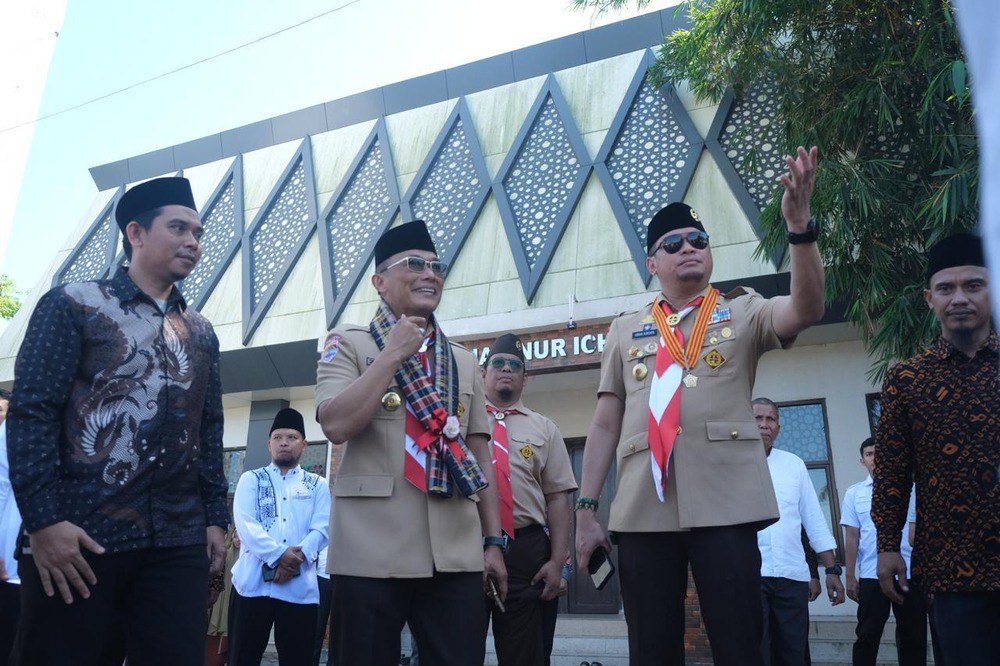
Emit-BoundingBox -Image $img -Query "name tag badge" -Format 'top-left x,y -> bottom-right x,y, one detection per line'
632,323 -> 658,339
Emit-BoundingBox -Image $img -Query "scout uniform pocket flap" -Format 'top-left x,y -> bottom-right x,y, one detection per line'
705,421 -> 758,442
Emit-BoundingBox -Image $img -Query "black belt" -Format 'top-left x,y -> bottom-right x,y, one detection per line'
514,524 -> 546,539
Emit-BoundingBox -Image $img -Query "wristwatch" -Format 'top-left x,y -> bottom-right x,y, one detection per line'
824,564 -> 843,576
483,535 -> 508,553
787,217 -> 819,245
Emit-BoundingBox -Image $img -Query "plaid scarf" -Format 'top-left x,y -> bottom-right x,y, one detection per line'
369,302 -> 488,498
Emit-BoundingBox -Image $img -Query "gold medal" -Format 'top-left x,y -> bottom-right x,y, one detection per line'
666,313 -> 681,327
628,346 -> 640,358
381,390 -> 402,411
708,333 -> 719,345
703,349 -> 726,369
683,374 -> 698,388
721,327 -> 733,339
633,363 -> 648,380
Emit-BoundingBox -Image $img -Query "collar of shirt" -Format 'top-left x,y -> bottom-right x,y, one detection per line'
930,330 -> 999,360
485,398 -> 529,416
113,268 -> 188,312
268,463 -> 302,478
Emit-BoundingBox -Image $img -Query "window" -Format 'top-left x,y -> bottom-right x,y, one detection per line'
775,400 -> 843,560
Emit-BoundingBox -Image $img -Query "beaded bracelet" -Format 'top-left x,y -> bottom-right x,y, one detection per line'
575,497 -> 599,511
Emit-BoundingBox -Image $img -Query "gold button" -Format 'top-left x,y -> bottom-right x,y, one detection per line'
731,431 -> 739,439
628,443 -> 636,452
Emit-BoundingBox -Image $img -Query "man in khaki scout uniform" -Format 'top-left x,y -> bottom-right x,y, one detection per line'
481,334 -> 577,666
575,146 -> 826,666
315,221 -> 507,666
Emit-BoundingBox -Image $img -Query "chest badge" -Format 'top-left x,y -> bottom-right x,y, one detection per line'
632,363 -> 649,381
645,342 -> 658,355
520,445 -> 535,461
721,327 -> 733,339
628,346 -> 640,358
704,349 -> 726,370
457,402 -> 466,418
381,390 -> 402,411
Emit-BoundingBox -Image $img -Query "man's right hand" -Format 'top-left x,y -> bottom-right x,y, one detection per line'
846,575 -> 860,603
29,521 -> 105,603
384,315 -> 427,363
876,552 -> 908,604
574,510 -> 611,572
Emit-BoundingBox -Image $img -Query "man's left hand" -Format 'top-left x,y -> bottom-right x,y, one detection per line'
780,145 -> 819,230
808,578 -> 821,601
826,573 -> 845,606
206,526 -> 227,575
531,559 -> 564,601
483,546 -> 508,601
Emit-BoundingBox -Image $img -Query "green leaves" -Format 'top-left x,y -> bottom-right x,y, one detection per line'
576,0 -> 978,379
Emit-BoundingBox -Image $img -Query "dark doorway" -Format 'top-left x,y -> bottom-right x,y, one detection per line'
564,438 -> 620,614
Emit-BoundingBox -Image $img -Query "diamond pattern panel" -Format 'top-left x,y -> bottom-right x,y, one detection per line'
606,77 -> 699,249
719,80 -> 786,211
58,210 -> 113,285
410,117 -> 484,259
180,174 -> 240,305
325,139 -> 394,298
503,95 -> 586,270
249,157 -> 311,309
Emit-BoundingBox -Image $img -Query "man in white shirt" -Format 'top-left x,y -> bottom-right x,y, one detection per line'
0,390 -> 22,662
229,408 -> 331,666
754,398 -> 845,666
841,438 -> 926,666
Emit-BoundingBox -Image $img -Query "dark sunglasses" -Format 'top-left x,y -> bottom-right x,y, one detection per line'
489,357 -> 524,371
652,231 -> 710,255
380,255 -> 448,277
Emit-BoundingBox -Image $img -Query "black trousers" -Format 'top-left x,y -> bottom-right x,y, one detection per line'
853,578 -> 926,666
311,575 -> 333,666
541,596 -> 558,666
487,526 -> 549,666
330,572 -> 486,666
0,582 -> 19,664
760,577 -> 809,666
928,591 -> 1000,666
227,589 -> 317,666
9,545 -> 207,666
616,526 -> 765,666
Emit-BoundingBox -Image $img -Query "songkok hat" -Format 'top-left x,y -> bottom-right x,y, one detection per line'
925,233 -> 985,281
115,177 -> 197,232
485,333 -> 526,364
374,221 -> 437,266
646,202 -> 706,253
270,408 -> 305,437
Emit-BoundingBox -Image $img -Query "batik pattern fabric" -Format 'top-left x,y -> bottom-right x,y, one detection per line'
7,269 -> 227,553
872,332 -> 1000,593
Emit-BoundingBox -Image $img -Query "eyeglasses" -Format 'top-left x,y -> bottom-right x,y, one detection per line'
380,256 -> 448,277
489,357 -> 524,371
651,231 -> 710,255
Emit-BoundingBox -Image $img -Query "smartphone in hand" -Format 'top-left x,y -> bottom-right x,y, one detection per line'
588,546 -> 616,591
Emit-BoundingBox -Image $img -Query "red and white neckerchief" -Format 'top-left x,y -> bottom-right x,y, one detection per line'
403,331 -> 436,492
647,288 -> 719,501
487,405 -> 518,539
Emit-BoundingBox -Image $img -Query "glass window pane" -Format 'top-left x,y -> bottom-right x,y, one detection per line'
777,403 -> 828,462
807,467 -> 835,537
301,442 -> 329,477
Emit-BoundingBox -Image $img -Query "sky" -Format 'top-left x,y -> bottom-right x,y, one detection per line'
2,0 -> 680,296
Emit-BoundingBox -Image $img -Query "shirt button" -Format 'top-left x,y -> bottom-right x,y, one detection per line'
628,443 -> 635,452
730,431 -> 738,439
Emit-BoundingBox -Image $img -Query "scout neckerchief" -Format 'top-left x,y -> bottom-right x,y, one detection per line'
486,404 -> 519,539
369,302 -> 488,498
647,287 -> 719,502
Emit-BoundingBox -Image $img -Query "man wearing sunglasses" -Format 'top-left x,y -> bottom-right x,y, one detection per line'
576,146 -> 825,666
480,334 -> 577,666
315,220 -> 506,666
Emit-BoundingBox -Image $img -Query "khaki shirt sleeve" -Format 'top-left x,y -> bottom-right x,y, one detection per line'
315,329 -> 362,411
597,317 -> 625,400
747,291 -> 793,352
466,352 -> 491,439
540,420 -> 578,495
